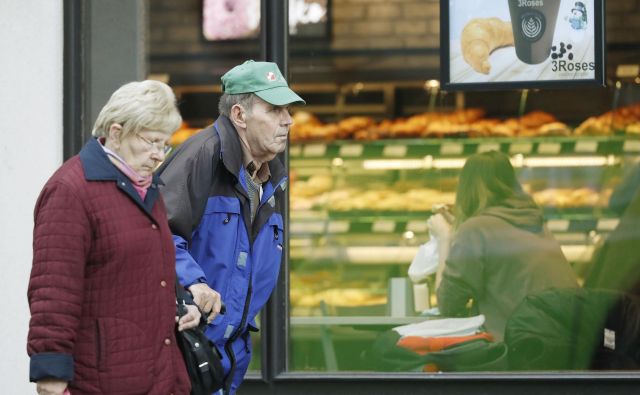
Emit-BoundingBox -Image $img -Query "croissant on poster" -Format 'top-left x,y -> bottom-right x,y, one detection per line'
461,17 -> 515,74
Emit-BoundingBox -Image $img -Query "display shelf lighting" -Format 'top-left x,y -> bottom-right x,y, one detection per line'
345,246 -> 418,264
432,157 -> 466,169
425,80 -> 440,112
341,244 -> 594,264
519,155 -> 618,168
363,156 -> 467,170
425,79 -> 440,90
403,231 -> 416,240
362,154 -> 618,170
362,157 -> 432,170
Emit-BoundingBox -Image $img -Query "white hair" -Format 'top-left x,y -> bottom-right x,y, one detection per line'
218,92 -> 255,117
92,80 -> 182,138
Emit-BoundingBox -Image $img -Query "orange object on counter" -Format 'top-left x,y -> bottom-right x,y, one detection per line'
423,363 -> 439,372
396,332 -> 494,356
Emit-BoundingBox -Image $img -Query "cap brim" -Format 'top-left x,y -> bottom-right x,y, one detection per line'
254,86 -> 305,106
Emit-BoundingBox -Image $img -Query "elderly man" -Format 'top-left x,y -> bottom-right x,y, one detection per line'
158,60 -> 304,394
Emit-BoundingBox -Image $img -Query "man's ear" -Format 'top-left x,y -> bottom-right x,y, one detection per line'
230,104 -> 247,129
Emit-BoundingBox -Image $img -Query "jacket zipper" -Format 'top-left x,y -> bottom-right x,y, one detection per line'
223,257 -> 253,394
223,176 -> 285,393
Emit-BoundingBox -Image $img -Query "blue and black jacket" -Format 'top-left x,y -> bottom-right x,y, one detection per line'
158,115 -> 286,393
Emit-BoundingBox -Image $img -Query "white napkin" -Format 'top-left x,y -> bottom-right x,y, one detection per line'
393,315 -> 485,338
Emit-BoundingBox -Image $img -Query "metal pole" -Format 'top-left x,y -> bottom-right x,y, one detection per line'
261,0 -> 289,74
260,0 -> 290,386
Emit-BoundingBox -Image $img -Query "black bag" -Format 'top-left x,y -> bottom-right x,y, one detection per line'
505,288 -> 640,371
176,288 -> 225,394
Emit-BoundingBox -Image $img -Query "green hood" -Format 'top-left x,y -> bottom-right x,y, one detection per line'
481,196 -> 544,233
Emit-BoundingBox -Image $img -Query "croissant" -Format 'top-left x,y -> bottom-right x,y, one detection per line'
461,18 -> 514,74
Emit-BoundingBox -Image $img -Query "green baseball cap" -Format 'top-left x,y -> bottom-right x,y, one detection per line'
221,60 -> 305,106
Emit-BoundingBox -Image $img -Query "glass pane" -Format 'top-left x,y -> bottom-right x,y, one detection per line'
288,0 -> 640,375
146,0 -> 640,379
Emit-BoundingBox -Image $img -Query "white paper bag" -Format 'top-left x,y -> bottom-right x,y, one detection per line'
408,236 -> 439,283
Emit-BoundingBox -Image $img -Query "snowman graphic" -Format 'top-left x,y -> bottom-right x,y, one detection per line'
566,1 -> 587,31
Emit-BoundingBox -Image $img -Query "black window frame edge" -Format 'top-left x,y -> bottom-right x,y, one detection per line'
241,374 -> 640,395
63,0 -> 87,161
259,0 -> 291,385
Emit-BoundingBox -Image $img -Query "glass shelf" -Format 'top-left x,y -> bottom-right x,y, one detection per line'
290,135 -> 640,160
290,209 -> 619,236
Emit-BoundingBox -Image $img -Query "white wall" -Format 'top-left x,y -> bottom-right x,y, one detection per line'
0,0 -> 63,392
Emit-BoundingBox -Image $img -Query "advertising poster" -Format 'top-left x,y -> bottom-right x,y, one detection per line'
203,0 -> 328,41
447,0 -> 597,85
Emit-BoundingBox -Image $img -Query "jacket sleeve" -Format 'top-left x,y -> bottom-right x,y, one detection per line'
174,234 -> 206,287
175,277 -> 194,305
437,226 -> 485,317
159,131 -> 218,286
27,181 -> 90,382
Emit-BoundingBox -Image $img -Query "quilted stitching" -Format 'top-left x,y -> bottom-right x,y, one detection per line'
27,155 -> 190,394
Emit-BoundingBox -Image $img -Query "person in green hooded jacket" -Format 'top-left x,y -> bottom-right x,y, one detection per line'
428,151 -> 578,341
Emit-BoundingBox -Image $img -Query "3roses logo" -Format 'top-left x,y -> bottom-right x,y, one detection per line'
266,72 -> 277,81
550,41 -> 594,72
551,42 -> 573,61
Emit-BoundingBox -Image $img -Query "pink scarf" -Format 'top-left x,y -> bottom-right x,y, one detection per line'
99,139 -> 152,200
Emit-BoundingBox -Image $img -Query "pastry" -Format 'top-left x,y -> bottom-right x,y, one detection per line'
537,121 -> 571,136
461,17 -> 514,74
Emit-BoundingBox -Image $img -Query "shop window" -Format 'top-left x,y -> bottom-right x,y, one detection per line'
146,0 -> 640,384
287,0 -> 640,375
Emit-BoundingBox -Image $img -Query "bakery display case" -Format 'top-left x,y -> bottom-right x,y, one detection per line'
168,78 -> 640,371
287,98 -> 640,371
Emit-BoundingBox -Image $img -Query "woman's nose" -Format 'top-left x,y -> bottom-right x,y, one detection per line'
151,149 -> 165,162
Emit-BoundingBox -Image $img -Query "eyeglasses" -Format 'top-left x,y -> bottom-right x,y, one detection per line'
137,134 -> 172,155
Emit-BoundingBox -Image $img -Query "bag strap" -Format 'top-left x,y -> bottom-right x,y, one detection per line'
176,277 -> 190,318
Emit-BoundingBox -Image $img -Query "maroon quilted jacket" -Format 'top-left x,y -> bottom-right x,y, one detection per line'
27,139 -> 190,394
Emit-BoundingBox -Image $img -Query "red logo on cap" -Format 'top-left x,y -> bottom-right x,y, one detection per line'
266,72 -> 277,81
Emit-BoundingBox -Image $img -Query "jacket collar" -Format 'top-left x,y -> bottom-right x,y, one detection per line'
79,138 -> 163,218
214,116 -> 288,241
214,115 -> 287,190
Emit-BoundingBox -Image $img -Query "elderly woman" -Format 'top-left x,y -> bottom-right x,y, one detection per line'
429,151 -> 578,341
27,80 -> 200,395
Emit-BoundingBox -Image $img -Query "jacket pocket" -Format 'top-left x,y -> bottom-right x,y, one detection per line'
268,215 -> 284,247
248,215 -> 285,320
195,197 -> 242,270
96,317 -> 154,394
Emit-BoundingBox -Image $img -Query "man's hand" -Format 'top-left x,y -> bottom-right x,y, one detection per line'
176,304 -> 202,331
188,283 -> 222,323
36,379 -> 67,395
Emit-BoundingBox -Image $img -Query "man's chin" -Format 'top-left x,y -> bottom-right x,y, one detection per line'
264,147 -> 285,161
